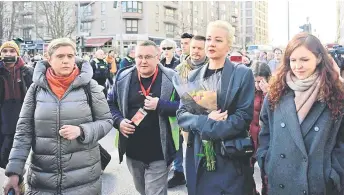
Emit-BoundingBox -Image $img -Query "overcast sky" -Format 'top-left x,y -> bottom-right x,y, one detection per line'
268,0 -> 336,46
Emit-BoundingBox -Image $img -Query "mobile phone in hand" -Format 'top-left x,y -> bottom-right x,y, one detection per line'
8,188 -> 15,195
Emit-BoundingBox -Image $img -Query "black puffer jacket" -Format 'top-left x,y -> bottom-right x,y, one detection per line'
5,61 -> 113,194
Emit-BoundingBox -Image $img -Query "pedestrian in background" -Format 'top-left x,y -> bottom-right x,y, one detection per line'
0,41 -> 33,194
160,39 -> 180,70
249,61 -> 271,195
119,45 -> 135,69
257,32 -> 344,195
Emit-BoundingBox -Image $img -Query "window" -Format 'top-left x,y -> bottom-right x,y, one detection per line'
126,19 -> 138,34
246,18 -> 252,25
165,8 -> 175,18
121,1 -> 143,13
37,27 -> 44,36
23,2 -> 32,9
246,1 -> 252,9
221,14 -> 226,20
165,24 -> 175,33
81,5 -> 92,16
156,21 -> 159,31
23,28 -> 31,39
101,20 -> 106,30
246,27 -> 252,34
81,22 -> 92,32
246,11 -> 252,17
165,8 -> 175,22
23,15 -> 33,25
101,2 -> 106,15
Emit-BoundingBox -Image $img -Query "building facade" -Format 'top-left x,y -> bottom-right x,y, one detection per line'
337,0 -> 344,44
78,1 -> 241,54
239,1 -> 269,47
2,1 -> 242,55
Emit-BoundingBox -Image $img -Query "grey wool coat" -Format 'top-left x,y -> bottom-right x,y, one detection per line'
5,61 -> 113,195
176,59 -> 256,195
257,91 -> 344,195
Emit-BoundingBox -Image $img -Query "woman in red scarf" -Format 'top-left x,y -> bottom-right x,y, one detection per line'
4,38 -> 113,195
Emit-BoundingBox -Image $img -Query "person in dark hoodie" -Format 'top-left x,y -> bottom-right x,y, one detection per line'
160,39 -> 180,70
0,41 -> 33,194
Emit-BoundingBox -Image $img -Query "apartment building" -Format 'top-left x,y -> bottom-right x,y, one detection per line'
79,1 -> 242,52
3,1 -> 242,54
239,1 -> 269,46
337,0 -> 344,44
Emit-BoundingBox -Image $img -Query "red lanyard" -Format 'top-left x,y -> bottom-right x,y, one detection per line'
138,66 -> 159,96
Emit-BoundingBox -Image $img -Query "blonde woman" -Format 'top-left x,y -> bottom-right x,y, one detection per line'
177,20 -> 255,195
4,38 -> 113,195
160,39 -> 180,69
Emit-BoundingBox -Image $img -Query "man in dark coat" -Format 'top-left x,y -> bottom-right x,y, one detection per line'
0,41 -> 33,192
108,40 -> 180,195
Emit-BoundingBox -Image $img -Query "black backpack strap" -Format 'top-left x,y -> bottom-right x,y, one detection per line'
83,82 -> 95,121
33,84 -> 39,104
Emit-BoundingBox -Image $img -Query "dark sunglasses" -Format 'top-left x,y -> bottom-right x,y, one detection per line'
162,47 -> 173,50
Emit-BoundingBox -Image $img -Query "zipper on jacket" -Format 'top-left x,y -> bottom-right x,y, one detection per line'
57,101 -> 62,194
43,79 -> 63,194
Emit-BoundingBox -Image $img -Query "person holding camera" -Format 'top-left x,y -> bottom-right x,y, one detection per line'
0,41 -> 33,194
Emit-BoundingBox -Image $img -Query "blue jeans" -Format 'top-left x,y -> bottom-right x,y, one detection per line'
173,135 -> 184,173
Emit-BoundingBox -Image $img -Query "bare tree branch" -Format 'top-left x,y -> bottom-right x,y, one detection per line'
7,2 -> 20,40
34,1 -> 76,40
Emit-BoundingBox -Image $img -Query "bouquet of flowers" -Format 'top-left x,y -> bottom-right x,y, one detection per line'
173,72 -> 222,171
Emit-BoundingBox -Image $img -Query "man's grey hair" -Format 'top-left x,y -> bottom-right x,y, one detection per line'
126,45 -> 136,56
137,40 -> 159,53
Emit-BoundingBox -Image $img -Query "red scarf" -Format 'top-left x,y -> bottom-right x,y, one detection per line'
46,66 -> 80,99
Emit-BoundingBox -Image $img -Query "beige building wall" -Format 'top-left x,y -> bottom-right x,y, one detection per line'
239,1 -> 269,47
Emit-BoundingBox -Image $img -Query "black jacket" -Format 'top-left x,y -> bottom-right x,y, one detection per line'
160,56 -> 180,70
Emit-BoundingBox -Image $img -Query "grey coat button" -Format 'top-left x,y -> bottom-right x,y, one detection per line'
279,184 -> 285,189
314,126 -> 319,132
280,154 -> 286,158
281,122 -> 286,128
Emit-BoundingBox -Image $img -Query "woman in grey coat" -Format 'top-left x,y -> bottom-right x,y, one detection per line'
257,33 -> 344,195
176,20 -> 255,195
3,38 -> 113,195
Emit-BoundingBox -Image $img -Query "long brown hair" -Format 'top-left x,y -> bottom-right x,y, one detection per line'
269,32 -> 344,118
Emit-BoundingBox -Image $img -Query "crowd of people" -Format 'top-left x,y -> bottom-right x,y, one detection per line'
0,19 -> 344,195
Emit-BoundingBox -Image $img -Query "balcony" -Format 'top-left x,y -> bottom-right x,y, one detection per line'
21,10 -> 34,15
21,20 -> 35,29
166,32 -> 175,38
122,12 -> 143,20
163,1 -> 178,9
163,15 -> 178,25
81,14 -> 96,22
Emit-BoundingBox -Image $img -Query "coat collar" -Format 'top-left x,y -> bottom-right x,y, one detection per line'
33,60 -> 93,89
300,101 -> 326,137
117,63 -> 175,117
278,90 -> 307,155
